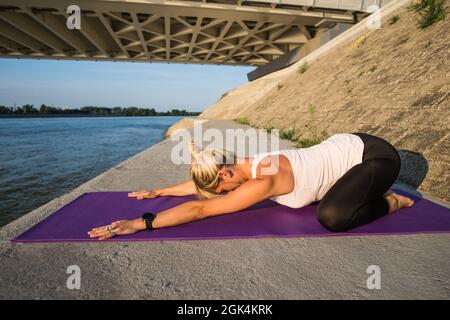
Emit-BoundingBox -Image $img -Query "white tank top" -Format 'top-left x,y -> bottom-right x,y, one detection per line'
251,133 -> 364,208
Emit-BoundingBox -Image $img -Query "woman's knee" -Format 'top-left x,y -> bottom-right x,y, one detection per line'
316,203 -> 349,232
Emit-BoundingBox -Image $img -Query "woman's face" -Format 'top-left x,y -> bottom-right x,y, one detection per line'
214,167 -> 244,193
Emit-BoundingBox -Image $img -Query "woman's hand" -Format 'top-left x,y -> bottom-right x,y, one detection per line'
88,219 -> 146,240
128,189 -> 161,200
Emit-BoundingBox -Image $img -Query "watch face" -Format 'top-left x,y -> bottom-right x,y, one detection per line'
142,212 -> 155,230
142,212 -> 154,220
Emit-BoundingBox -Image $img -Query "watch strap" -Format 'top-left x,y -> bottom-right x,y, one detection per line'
142,212 -> 156,230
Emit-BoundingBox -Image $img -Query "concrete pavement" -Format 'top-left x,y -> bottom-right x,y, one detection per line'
0,120 -> 449,299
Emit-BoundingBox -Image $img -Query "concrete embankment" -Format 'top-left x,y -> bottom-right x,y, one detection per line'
0,119 -> 449,299
172,0 -> 450,202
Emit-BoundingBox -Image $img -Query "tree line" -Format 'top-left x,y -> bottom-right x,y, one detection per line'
0,104 -> 201,117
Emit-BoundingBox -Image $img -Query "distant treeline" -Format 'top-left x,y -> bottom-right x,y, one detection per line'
0,104 -> 201,117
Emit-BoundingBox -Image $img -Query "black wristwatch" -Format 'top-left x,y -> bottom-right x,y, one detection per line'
142,212 -> 156,230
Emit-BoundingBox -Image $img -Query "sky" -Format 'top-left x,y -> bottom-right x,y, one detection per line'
0,58 -> 254,112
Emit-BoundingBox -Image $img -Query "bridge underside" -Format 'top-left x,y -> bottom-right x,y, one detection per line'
0,0 -> 370,66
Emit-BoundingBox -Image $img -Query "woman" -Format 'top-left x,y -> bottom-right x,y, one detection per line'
89,132 -> 414,240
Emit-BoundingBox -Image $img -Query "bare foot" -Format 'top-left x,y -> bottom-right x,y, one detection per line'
385,192 -> 415,214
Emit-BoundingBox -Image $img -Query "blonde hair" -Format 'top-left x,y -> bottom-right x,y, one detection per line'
189,143 -> 235,199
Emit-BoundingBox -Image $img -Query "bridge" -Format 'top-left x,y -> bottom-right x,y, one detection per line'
0,0 -> 385,67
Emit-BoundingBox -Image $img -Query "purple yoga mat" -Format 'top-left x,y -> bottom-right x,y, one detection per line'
13,189 -> 450,242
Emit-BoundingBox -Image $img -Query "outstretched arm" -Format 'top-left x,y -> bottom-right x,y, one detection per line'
154,177 -> 275,228
128,179 -> 197,199
89,178 -> 275,240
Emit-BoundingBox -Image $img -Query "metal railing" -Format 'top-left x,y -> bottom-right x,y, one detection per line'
243,0 -> 390,12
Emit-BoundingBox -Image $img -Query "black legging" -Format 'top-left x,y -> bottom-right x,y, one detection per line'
316,133 -> 401,232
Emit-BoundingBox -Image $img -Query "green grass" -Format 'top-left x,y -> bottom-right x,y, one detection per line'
355,36 -> 366,48
300,104 -> 328,147
233,105 -> 328,149
409,0 -> 446,29
389,14 -> 400,25
279,128 -> 297,140
278,104 -> 328,148
295,138 -> 323,148
234,117 -> 250,125
279,127 -> 325,148
298,61 -> 309,74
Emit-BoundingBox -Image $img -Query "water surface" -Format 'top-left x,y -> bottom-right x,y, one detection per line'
0,116 -> 182,227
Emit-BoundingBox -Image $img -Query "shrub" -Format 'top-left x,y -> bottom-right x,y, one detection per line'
279,104 -> 328,147
298,61 -> 309,74
410,0 -> 446,29
296,138 -> 323,148
389,14 -> 400,25
280,128 -> 297,141
355,36 -> 366,48
299,104 -> 328,147
234,117 -> 250,125
264,126 -> 275,133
